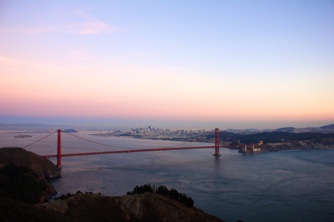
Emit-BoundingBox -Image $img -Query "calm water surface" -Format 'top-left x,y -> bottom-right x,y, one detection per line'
1,132 -> 334,222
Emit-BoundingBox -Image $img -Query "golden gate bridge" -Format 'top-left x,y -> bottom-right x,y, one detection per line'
23,128 -> 223,169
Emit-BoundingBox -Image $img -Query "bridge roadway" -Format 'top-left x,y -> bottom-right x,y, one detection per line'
44,145 -> 227,158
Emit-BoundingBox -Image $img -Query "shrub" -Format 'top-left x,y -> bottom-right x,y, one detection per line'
127,184 -> 194,207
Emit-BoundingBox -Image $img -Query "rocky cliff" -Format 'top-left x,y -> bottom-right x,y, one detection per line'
0,147 -> 60,203
0,147 -> 60,179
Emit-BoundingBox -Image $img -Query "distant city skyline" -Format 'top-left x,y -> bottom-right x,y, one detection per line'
1,1 -> 333,129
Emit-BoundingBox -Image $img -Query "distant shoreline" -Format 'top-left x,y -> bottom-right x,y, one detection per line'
92,133 -> 334,153
14,135 -> 32,138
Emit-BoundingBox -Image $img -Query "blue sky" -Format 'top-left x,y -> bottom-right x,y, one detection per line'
0,0 -> 333,129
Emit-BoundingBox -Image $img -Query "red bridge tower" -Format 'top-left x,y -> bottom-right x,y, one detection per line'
213,128 -> 221,156
57,129 -> 62,169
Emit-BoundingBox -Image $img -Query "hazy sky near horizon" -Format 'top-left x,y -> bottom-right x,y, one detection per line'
1,0 -> 333,129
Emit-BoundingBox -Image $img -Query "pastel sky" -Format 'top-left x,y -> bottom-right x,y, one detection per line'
1,0 -> 333,129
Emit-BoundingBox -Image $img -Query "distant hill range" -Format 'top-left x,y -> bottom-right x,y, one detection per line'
320,124 -> 334,130
203,124 -> 334,150
275,124 -> 334,133
225,124 -> 334,134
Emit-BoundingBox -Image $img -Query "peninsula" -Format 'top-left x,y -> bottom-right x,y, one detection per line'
92,124 -> 334,152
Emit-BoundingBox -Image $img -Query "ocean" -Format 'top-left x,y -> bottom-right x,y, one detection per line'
1,131 -> 334,222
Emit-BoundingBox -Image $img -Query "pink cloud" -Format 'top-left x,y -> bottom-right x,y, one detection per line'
64,7 -> 115,35
68,21 -> 112,35
0,7 -> 114,35
0,21 -> 113,35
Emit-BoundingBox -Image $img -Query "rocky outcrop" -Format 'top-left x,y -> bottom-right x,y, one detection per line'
41,192 -> 225,222
0,147 -> 60,179
263,138 -> 334,151
0,192 -> 225,222
0,197 -> 75,222
0,147 -> 59,203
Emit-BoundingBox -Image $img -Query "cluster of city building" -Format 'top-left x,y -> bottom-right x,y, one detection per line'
109,126 -> 214,142
93,126 -> 265,153
238,143 -> 263,153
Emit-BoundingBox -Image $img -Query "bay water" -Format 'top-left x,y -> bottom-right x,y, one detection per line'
1,131 -> 334,222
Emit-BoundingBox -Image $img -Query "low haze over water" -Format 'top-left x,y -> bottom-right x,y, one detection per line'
1,132 -> 333,222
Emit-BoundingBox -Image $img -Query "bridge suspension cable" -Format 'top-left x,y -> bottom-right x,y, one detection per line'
23,130 -> 57,149
62,131 -> 206,150
25,128 -> 221,169
62,131 -> 126,149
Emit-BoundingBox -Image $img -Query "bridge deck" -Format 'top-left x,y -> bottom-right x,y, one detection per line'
44,145 -> 225,158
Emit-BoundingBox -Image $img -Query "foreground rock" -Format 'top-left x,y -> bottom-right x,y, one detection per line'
0,192 -> 225,222
40,192 -> 225,222
0,197 -> 75,222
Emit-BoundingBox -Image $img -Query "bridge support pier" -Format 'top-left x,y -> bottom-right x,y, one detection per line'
213,128 -> 221,157
57,129 -> 62,169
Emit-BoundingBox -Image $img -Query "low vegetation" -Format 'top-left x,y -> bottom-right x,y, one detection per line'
127,184 -> 194,207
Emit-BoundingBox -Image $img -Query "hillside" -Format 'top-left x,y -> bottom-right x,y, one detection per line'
229,131 -> 334,144
0,147 -> 61,203
40,192 -> 224,222
204,131 -> 334,149
0,192 -> 225,222
0,147 -> 61,179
